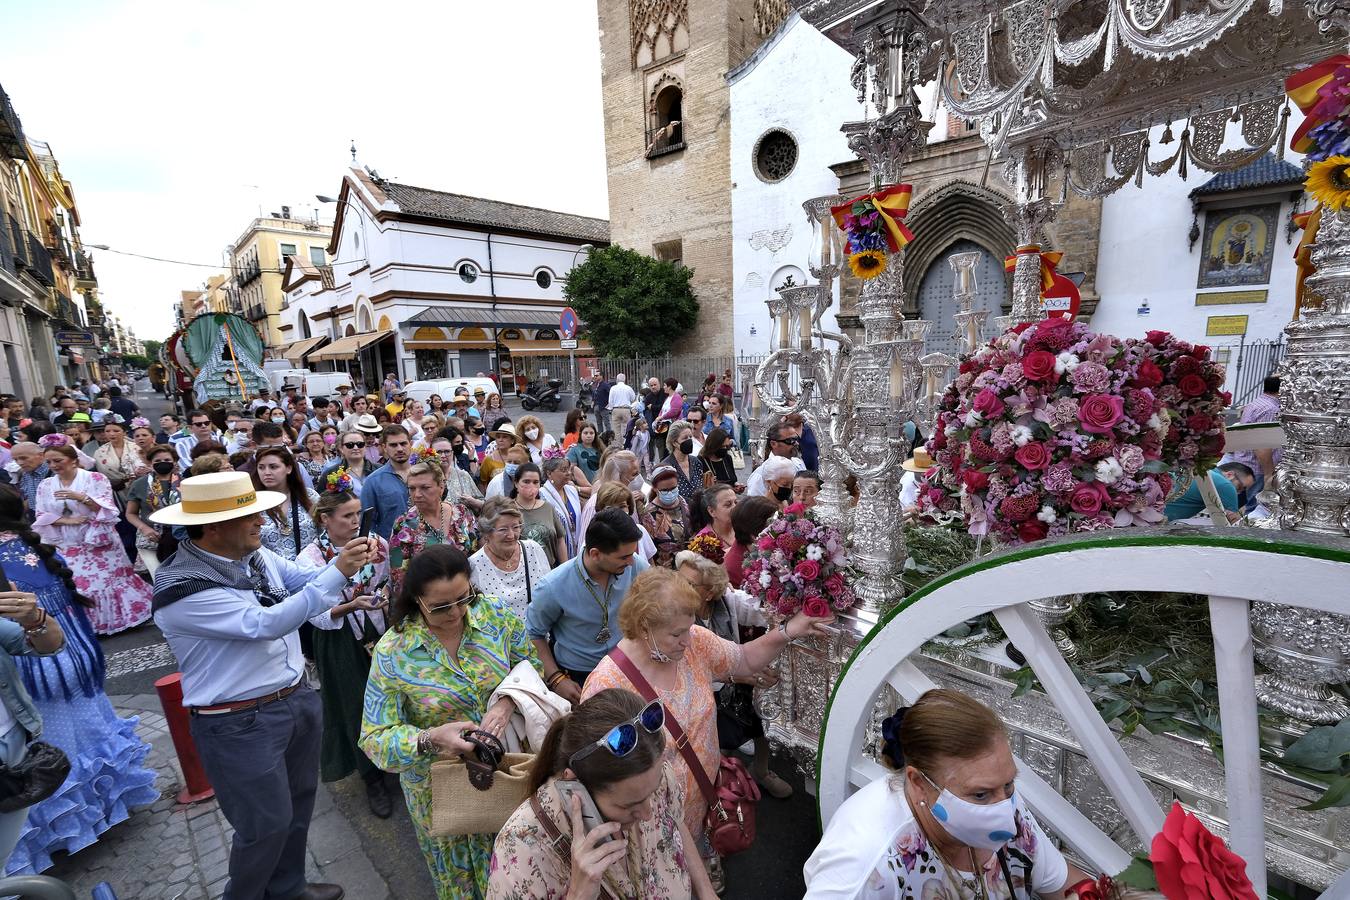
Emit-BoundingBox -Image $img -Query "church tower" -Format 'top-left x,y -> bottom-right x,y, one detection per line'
597,0 -> 791,355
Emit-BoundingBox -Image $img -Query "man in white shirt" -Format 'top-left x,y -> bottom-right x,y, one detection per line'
607,373 -> 638,439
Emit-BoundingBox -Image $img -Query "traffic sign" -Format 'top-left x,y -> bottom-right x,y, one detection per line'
559,307 -> 578,340
560,338 -> 578,350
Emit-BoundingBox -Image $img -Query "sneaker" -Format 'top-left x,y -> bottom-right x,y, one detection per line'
753,767 -> 794,799
706,855 -> 726,895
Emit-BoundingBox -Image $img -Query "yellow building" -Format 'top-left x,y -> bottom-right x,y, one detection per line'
229,210 -> 332,348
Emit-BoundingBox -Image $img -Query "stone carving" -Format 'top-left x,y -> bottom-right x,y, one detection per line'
755,0 -> 793,35
629,0 -> 688,68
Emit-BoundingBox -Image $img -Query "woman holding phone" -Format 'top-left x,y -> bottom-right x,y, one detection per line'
298,489 -> 393,818
488,688 -> 716,899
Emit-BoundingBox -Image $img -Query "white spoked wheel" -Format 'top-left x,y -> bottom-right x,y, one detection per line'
816,528 -> 1350,899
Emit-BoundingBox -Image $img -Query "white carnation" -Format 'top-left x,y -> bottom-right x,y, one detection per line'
963,410 -> 982,428
759,571 -> 772,588
805,544 -> 824,561
1146,413 -> 1162,430
1095,457 -> 1124,485
1010,425 -> 1034,447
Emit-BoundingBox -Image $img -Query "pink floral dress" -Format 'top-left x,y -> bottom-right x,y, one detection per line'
388,501 -> 478,598
33,469 -> 153,635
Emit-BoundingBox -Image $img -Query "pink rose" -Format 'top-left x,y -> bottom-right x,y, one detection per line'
757,535 -> 775,551
1070,481 -> 1108,515
1179,374 -> 1209,398
1079,394 -> 1125,434
795,559 -> 821,581
803,596 -> 831,618
1013,442 -> 1051,471
972,388 -> 1006,419
824,573 -> 846,595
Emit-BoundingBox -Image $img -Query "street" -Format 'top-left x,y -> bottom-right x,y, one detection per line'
45,381 -> 819,899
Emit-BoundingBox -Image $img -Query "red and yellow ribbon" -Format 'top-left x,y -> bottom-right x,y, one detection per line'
831,184 -> 915,253
1004,245 -> 1081,319
1293,206 -> 1321,321
1286,54 -> 1350,155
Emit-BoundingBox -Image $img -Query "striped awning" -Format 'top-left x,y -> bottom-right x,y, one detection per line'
281,335 -> 329,364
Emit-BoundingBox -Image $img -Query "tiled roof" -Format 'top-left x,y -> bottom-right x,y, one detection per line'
1190,153 -> 1305,197
378,181 -> 610,244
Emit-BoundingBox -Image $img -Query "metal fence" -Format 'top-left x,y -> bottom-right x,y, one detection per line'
531,353 -> 801,402
1212,337 -> 1286,410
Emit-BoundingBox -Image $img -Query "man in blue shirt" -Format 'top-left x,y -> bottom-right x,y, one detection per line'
151,471 -> 372,900
361,425 -> 413,540
527,508 -> 647,702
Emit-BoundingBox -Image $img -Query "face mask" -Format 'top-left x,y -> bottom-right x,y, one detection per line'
629,475 -> 644,491
505,463 -> 520,478
922,772 -> 1021,851
524,428 -> 540,440
774,485 -> 793,502
703,401 -> 712,411
271,416 -> 285,424
323,434 -> 336,445
657,488 -> 680,506
679,439 -> 695,455
646,634 -> 674,664
453,444 -> 465,455
152,460 -> 175,476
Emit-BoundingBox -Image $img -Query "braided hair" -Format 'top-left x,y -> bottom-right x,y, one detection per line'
0,484 -> 93,608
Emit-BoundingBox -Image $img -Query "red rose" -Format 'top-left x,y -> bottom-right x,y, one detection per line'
1190,344 -> 1211,359
959,359 -> 976,374
1179,374 -> 1209,397
1128,358 -> 1164,389
824,573 -> 846,595
1151,801 -> 1258,900
794,559 -> 821,581
802,596 -> 831,618
962,468 -> 990,492
1145,330 -> 1171,346
1017,519 -> 1048,543
1037,317 -> 1071,332
973,388 -> 1006,418
1022,350 -> 1057,382
1221,391 -> 1232,406
930,429 -> 947,451
1186,414 -> 1213,432
1013,442 -> 1051,471
1070,482 -> 1106,515
1079,394 -> 1125,434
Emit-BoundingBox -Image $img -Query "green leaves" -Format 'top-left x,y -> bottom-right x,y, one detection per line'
1300,774 -> 1350,811
561,245 -> 699,357
1117,857 -> 1158,890
1282,718 -> 1350,771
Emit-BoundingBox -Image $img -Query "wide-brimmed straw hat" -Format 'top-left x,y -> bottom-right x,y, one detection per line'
489,422 -> 517,440
149,471 -> 285,526
901,447 -> 934,473
355,414 -> 383,435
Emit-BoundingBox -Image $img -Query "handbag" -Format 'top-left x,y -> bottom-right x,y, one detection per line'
608,648 -> 760,856
0,741 -> 71,814
728,446 -> 745,471
429,728 -> 534,837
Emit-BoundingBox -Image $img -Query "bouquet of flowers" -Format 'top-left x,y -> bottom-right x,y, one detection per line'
830,184 -> 914,281
741,503 -> 856,617
325,466 -> 353,494
687,532 -> 726,565
408,442 -> 432,465
918,318 -> 1228,543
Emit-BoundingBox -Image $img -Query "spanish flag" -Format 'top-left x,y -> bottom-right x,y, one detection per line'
1286,55 -> 1350,155
1292,207 -> 1321,320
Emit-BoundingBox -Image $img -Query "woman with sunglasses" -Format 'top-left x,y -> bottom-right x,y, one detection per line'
488,688 -> 716,900
361,545 -> 543,900
324,429 -> 377,498
581,567 -> 833,892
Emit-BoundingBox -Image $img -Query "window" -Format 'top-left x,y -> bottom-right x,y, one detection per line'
309,246 -> 325,265
647,76 -> 685,157
279,242 -> 298,259
653,239 -> 683,269
535,269 -> 553,289
753,129 -> 798,183
459,262 -> 479,283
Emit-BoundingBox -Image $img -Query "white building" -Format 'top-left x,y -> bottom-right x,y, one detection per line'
280,168 -> 608,394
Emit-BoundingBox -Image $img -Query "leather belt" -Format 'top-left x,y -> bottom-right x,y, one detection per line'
190,681 -> 301,716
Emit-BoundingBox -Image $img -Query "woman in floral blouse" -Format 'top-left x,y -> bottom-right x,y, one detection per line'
360,545 -> 542,900
487,689 -> 716,900
388,461 -> 478,598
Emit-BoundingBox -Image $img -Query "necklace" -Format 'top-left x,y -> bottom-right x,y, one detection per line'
486,542 -> 519,569
576,559 -> 613,643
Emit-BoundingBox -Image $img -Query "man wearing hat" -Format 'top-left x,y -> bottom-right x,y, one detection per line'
450,391 -> 479,423
333,382 -> 353,413
151,472 -> 373,900
384,388 -> 407,420
471,385 -> 488,416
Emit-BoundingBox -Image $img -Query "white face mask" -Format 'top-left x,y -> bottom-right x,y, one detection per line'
922,771 -> 1021,851
628,475 -> 644,491
524,427 -> 540,440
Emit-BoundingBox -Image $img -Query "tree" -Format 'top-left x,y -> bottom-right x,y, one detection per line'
122,354 -> 153,369
562,245 -> 698,357
142,339 -> 163,361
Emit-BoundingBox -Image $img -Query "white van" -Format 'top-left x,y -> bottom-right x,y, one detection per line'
404,377 -> 499,405
305,372 -> 354,403
267,368 -> 308,396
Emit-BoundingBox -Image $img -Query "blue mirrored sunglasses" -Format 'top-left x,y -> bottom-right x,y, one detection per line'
567,700 -> 665,768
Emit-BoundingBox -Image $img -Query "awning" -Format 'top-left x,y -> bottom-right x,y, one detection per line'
310,329 -> 394,361
402,340 -> 498,351
282,335 -> 329,364
501,338 -> 593,357
402,305 -> 573,329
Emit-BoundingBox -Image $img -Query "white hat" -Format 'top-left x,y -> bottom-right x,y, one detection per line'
149,471 -> 285,526
489,422 -> 517,440
901,448 -> 934,473
355,414 -> 383,435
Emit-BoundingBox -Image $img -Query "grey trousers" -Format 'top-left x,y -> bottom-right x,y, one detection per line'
190,685 -> 322,900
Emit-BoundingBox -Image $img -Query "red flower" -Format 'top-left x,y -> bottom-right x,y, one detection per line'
1221,391 -> 1232,406
930,429 -> 947,451
1179,374 -> 1209,398
1190,344 -> 1211,359
998,494 -> 1039,522
1017,519 -> 1048,543
1151,801 -> 1258,900
1128,358 -> 1164,389
959,359 -> 976,374
1070,482 -> 1107,515
1022,350 -> 1057,382
1037,317 -> 1072,332
802,596 -> 831,618
1172,355 -> 1202,377
794,559 -> 821,581
1079,394 -> 1126,434
1145,330 -> 1171,346
1185,414 -> 1214,432
1011,322 -> 1035,335
962,469 -> 990,492
973,388 -> 1006,419
824,573 -> 846,595
1013,442 -> 1052,471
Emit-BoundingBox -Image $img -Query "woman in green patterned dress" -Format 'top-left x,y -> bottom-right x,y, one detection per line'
360,544 -> 544,899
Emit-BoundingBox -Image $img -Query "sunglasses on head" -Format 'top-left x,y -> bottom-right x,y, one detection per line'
568,700 -> 665,769
417,589 -> 481,615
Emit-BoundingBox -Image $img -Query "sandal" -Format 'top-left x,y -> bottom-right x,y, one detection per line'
705,854 -> 726,895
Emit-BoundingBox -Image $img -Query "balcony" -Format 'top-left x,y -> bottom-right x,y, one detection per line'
24,233 -> 53,287
244,303 -> 268,322
53,291 -> 79,325
0,220 -> 15,280
236,261 -> 262,286
74,250 -> 96,287
0,86 -> 25,159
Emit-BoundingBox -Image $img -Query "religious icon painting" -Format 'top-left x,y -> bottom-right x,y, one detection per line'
1196,203 -> 1280,289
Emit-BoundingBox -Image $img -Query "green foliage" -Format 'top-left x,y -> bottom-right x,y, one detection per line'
900,525 -> 976,594
1118,857 -> 1159,890
562,245 -> 698,357
141,339 -> 163,360
1282,719 -> 1350,810
121,354 -> 152,369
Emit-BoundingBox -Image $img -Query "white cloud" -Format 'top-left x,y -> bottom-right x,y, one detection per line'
1,0 -> 608,342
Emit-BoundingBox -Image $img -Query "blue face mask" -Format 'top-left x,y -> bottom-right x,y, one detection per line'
505,463 -> 520,478
657,488 -> 680,505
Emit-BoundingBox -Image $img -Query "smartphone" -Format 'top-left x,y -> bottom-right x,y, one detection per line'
358,507 -> 377,540
555,779 -> 612,844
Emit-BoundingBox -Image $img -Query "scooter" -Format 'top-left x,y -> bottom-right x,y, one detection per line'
520,378 -> 564,412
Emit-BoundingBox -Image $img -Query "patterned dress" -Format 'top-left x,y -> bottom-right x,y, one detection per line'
32,469 -> 152,635
258,489 -> 321,561
360,597 -> 541,900
581,627 -> 743,836
388,502 -> 479,598
487,766 -> 693,900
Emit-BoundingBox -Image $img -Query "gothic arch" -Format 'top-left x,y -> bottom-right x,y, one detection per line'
901,180 -> 1016,317
356,298 -> 374,333
647,72 -> 684,153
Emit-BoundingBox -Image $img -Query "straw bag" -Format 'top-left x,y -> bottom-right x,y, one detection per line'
429,729 -> 534,836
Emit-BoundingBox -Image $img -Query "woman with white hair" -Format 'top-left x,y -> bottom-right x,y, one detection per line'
575,449 -> 643,538
749,455 -> 801,506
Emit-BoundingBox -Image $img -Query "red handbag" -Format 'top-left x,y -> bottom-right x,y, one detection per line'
609,647 -> 761,856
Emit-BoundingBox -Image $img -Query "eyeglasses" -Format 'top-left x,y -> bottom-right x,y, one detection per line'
491,524 -> 523,536
772,437 -> 801,446
568,701 -> 665,769
417,590 -> 481,615
435,449 -> 454,457
342,442 -> 366,449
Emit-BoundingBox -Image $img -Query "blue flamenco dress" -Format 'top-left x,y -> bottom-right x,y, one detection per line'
0,533 -> 159,875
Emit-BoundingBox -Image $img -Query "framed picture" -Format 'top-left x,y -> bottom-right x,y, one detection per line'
1196,203 -> 1280,289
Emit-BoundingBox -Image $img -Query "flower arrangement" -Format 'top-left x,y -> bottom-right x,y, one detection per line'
918,318 -> 1228,543
1307,156 -> 1350,210
830,184 -> 914,281
325,466 -> 353,494
407,442 -> 432,466
541,446 -> 566,462
1288,54 -> 1350,161
37,433 -> 70,449
687,532 -> 726,565
741,503 -> 856,617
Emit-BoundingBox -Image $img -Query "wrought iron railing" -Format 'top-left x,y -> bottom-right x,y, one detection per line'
0,86 -> 25,159
0,219 -> 15,279
4,215 -> 27,271
53,292 -> 79,325
24,232 -> 53,286
74,250 -> 95,283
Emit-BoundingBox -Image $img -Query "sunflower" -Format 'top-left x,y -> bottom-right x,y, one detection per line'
848,249 -> 887,280
1307,155 -> 1350,210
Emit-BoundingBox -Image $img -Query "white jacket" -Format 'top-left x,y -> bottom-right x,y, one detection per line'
489,661 -> 571,753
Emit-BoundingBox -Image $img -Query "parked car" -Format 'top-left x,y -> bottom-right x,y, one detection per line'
404,377 -> 500,405
304,371 -> 354,402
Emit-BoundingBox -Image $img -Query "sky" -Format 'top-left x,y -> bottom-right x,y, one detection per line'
0,0 -> 610,343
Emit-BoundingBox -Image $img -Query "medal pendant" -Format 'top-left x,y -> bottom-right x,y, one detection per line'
595,626 -> 612,643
